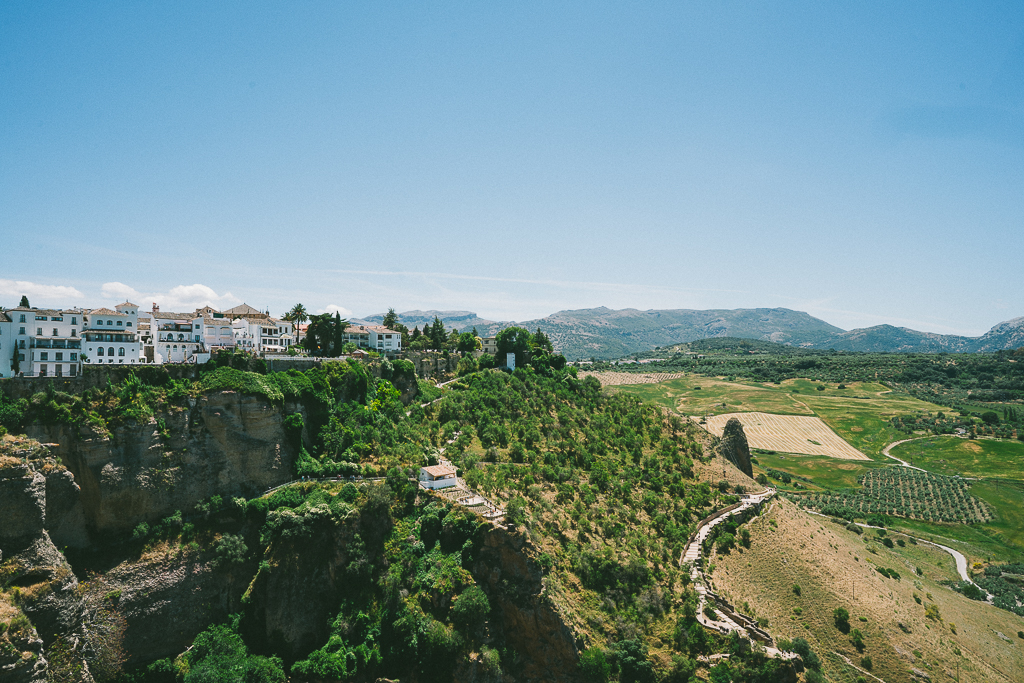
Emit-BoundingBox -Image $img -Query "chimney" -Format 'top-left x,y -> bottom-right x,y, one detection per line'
153,303 -> 160,315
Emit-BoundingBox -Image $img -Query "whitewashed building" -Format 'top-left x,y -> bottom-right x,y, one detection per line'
341,324 -> 403,355
151,306 -> 203,363
195,315 -> 236,353
6,306 -> 85,377
83,302 -> 142,366
232,316 -> 294,355
0,311 -> 14,378
419,464 -> 458,489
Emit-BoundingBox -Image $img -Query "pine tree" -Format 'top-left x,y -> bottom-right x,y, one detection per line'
19,295 -> 29,308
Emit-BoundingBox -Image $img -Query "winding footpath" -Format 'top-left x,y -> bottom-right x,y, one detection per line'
680,488 -> 798,661
880,437 -> 929,471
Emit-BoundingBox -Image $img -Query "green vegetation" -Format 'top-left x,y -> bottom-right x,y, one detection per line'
889,436 -> 1024,480
802,468 -> 992,524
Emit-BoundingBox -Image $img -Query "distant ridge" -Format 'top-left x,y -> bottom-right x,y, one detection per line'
356,307 -> 1024,359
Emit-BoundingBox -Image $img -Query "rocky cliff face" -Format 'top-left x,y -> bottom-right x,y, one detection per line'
0,439 -> 91,682
471,526 -> 580,683
27,391 -> 302,545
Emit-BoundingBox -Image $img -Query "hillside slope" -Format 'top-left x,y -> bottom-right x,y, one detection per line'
712,498 -> 1024,683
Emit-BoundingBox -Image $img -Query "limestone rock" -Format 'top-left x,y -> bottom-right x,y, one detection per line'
718,418 -> 753,478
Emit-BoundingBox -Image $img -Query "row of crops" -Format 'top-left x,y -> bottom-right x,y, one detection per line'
799,467 -> 993,524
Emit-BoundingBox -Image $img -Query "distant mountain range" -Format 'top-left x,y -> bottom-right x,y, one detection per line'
359,307 -> 1024,360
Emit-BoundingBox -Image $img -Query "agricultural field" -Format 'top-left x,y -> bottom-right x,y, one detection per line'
579,371 -> 687,385
704,412 -> 869,460
801,468 -> 993,524
612,376 -> 950,458
889,436 -> 1024,480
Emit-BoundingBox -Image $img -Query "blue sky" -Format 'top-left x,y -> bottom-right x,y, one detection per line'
2,2 -> 1022,335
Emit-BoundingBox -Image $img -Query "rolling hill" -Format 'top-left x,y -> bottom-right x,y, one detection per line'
359,307 -> 1024,359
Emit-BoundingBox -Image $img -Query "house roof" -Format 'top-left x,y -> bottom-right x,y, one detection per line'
116,301 -> 139,308
152,311 -> 196,320
0,312 -> 10,322
224,303 -> 263,316
421,464 -> 457,478
89,308 -> 119,315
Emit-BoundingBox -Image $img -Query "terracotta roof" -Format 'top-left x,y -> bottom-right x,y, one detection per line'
200,317 -> 234,326
152,311 -> 195,320
116,301 -> 139,308
224,303 -> 263,315
89,308 -> 119,315
0,312 -> 9,322
421,464 -> 457,478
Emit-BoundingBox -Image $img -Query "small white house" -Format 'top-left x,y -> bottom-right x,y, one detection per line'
419,464 -> 458,489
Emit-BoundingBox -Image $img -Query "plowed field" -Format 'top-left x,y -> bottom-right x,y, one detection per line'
703,412 -> 869,460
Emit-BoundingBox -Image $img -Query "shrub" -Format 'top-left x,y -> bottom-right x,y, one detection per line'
790,637 -> 820,671
851,628 -> 865,651
834,607 -> 850,633
861,655 -> 872,670
792,583 -> 801,596
578,647 -> 610,683
213,534 -> 248,568
451,585 -> 490,635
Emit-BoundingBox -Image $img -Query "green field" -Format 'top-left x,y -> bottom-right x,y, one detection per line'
752,452 -> 886,491
889,436 -> 1024,480
614,377 -> 950,459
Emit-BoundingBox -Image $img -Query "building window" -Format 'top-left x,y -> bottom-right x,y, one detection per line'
108,347 -> 114,356
53,328 -> 58,336
118,347 -> 125,356
19,327 -> 25,335
98,348 -> 104,356
40,352 -> 48,361
70,353 -> 77,361
71,317 -> 77,325
69,365 -> 76,376
70,329 -> 77,337
18,354 -> 24,361
39,365 -> 47,377
37,328 -> 42,335
19,340 -> 25,349
56,364 -> 63,377
56,352 -> 63,361
107,320 -> 113,326
19,314 -> 26,323
126,322 -> 132,327
51,316 -> 62,321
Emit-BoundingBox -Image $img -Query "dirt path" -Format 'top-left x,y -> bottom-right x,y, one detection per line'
880,437 -> 929,471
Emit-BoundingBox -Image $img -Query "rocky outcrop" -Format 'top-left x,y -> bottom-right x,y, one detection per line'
718,418 -> 752,478
97,548 -> 249,664
0,441 -> 90,681
27,391 -> 302,543
471,527 -> 580,683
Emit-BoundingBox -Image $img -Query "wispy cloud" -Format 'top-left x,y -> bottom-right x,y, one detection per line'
100,282 -> 241,312
0,279 -> 85,305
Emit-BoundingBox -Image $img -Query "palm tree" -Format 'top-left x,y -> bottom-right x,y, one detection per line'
286,303 -> 308,345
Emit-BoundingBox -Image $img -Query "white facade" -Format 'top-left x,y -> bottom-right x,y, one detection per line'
82,302 -> 142,367
196,316 -> 236,353
0,311 -> 13,378
7,307 -> 86,377
232,317 -> 294,355
341,325 -> 402,355
419,465 -> 458,489
151,306 -> 203,363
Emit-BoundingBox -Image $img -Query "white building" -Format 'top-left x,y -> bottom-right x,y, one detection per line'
419,464 -> 458,489
82,302 -> 142,367
7,306 -> 86,377
341,324 -> 403,355
0,311 -> 13,378
195,315 -> 236,353
151,305 -> 203,363
232,316 -> 294,355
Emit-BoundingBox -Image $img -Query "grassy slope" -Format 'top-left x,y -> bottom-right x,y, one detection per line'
889,437 -> 1024,480
712,499 -> 1024,683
